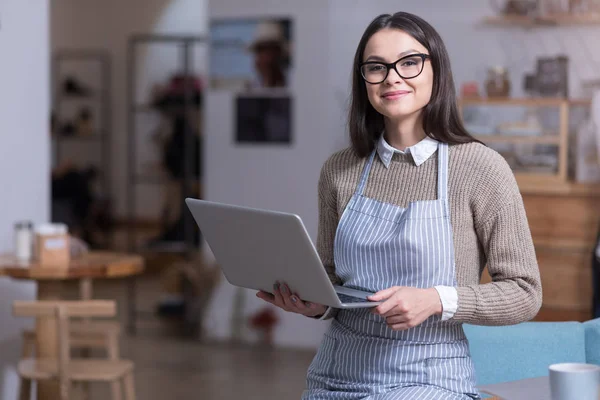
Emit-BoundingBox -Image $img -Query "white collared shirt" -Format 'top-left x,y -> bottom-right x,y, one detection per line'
376,134 -> 458,322
376,134 -> 439,167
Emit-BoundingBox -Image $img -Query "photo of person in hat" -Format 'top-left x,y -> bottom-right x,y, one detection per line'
209,18 -> 292,91
246,20 -> 290,89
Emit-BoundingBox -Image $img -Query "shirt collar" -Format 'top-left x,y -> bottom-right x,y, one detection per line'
376,134 -> 439,168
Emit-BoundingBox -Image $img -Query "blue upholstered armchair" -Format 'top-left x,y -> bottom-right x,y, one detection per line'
464,318 -> 600,389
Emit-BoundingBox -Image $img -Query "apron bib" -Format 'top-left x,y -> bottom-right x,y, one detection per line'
303,143 -> 479,399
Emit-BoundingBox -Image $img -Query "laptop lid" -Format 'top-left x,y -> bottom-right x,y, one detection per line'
185,198 -> 346,308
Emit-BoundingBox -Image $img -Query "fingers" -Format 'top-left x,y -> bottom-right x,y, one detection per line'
382,304 -> 409,318
371,287 -> 402,315
256,284 -> 287,310
255,282 -> 325,317
372,301 -> 411,330
256,290 -> 275,304
304,301 -> 318,310
278,283 -> 296,310
272,282 -> 285,306
368,287 -> 434,331
271,282 -> 303,312
291,294 -> 307,310
265,282 -> 319,316
374,297 -> 399,316
368,286 -> 398,301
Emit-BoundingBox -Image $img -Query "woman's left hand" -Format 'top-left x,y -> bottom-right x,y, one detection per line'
368,286 -> 443,331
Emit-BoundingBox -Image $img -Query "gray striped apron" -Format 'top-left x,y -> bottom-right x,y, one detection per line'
303,143 -> 480,399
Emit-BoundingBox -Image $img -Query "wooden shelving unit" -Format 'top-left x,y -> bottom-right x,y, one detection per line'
483,13 -> 600,27
461,97 -> 596,186
459,97 -> 573,183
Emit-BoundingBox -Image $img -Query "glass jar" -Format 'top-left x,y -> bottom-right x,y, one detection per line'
14,221 -> 33,261
485,67 -> 511,98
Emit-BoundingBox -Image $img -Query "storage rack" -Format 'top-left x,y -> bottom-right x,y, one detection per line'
52,49 -> 112,248
126,34 -> 206,335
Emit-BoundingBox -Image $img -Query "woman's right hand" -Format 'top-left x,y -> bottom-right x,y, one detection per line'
256,282 -> 327,318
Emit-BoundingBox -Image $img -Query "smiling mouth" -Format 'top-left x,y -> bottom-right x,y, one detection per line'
381,91 -> 410,99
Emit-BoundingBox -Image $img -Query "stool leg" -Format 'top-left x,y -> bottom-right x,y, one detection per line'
18,377 -> 31,400
111,378 -> 123,400
59,380 -> 71,400
124,372 -> 136,400
21,331 -> 35,358
107,330 -> 122,397
80,348 -> 91,400
107,331 -> 120,359
81,383 -> 90,400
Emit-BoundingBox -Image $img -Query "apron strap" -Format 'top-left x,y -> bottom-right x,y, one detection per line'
356,150 -> 377,196
437,143 -> 449,202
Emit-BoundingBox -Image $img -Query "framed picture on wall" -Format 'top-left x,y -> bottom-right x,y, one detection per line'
535,56 -> 569,98
209,17 -> 293,91
235,94 -> 292,144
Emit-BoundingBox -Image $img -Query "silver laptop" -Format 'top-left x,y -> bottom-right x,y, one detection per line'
185,198 -> 381,309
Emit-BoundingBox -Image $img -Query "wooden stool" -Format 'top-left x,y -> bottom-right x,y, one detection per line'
21,320 -> 121,358
14,301 -> 136,400
22,320 -> 122,400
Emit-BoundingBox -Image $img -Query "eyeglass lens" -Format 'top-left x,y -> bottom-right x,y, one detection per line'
361,55 -> 425,83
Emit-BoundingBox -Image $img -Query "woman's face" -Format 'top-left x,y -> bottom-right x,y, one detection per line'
362,28 -> 433,122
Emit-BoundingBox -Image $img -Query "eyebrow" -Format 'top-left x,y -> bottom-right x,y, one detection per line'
364,49 -> 422,62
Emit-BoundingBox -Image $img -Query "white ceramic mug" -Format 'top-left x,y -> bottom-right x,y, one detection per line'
549,363 -> 600,400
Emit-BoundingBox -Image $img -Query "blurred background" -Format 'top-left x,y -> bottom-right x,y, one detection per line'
1,0 -> 600,398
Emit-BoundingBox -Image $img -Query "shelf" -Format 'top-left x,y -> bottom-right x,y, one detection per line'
568,99 -> 594,106
533,237 -> 596,252
131,104 -> 156,113
460,97 -> 591,107
137,241 -> 189,254
58,94 -> 101,101
131,175 -> 172,184
52,134 -> 103,141
534,307 -> 591,322
483,13 -> 600,27
474,134 -> 560,145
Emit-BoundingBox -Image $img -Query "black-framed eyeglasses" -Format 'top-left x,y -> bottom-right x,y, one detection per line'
359,53 -> 431,84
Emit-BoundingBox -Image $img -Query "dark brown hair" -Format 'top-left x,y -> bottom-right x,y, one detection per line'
349,12 -> 480,157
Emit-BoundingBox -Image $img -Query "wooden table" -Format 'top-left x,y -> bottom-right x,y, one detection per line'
0,251 -> 144,400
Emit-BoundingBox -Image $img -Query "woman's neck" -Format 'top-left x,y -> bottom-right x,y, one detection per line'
384,113 -> 426,151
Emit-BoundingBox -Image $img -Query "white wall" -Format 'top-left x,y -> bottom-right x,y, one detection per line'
51,0 -> 208,219
204,0 -> 336,349
0,0 -> 50,397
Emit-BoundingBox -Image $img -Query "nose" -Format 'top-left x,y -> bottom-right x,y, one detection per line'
384,66 -> 403,85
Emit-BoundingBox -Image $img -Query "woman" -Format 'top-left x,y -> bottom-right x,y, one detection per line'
257,12 -> 542,399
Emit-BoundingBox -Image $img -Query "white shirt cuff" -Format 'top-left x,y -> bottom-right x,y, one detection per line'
316,306 -> 335,320
434,286 -> 458,321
